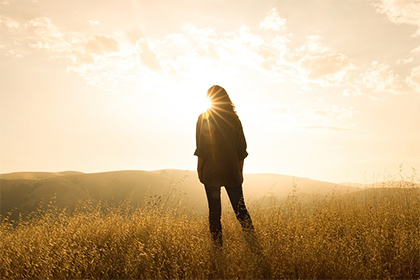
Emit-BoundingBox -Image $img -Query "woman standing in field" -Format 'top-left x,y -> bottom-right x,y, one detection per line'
194,85 -> 254,247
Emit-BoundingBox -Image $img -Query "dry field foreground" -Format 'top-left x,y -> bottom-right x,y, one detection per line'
1,182 -> 419,279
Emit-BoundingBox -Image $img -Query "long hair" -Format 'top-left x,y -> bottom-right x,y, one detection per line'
207,85 -> 237,116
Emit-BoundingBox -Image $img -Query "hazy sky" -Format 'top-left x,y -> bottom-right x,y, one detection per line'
1,0 -> 419,183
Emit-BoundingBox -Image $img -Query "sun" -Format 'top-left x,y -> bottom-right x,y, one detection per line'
158,81 -> 213,121
201,95 -> 212,112
179,81 -> 213,115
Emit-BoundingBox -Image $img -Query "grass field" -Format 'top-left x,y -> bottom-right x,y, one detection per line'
1,180 -> 419,279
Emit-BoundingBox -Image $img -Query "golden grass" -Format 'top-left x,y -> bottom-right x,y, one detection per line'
1,182 -> 419,279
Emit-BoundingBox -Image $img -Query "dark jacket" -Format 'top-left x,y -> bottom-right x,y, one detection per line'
194,111 -> 248,186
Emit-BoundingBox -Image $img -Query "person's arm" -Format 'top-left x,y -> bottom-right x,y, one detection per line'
194,115 -> 205,180
236,119 -> 248,160
239,159 -> 244,173
197,157 -> 204,179
239,159 -> 244,181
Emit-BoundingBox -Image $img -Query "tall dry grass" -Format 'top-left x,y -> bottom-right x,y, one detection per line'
1,180 -> 419,279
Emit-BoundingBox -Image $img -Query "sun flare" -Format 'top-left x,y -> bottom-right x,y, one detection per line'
201,96 -> 212,113
169,79 -> 214,117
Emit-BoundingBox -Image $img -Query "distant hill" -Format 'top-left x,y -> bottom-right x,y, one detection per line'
1,169 -> 355,220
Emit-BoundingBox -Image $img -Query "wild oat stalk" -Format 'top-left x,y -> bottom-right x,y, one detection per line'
1,180 -> 419,279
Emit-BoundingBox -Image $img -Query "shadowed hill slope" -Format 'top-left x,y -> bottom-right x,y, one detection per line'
1,169 -> 355,220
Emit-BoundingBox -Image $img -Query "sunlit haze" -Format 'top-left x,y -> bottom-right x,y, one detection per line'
1,0 -> 419,183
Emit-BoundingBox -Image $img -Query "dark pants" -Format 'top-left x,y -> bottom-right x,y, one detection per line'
204,184 -> 254,246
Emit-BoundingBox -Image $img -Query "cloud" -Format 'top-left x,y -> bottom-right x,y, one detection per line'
181,24 -> 221,60
26,17 -> 60,37
297,35 -> 329,53
137,38 -> 161,72
1,16 -> 77,60
270,106 -> 292,114
302,125 -> 352,132
411,45 -> 420,55
300,52 -> 353,80
221,25 -> 267,66
406,65 -> 420,92
313,110 -> 328,117
329,105 -> 357,120
374,0 -> 420,37
0,15 -> 124,89
255,32 -> 355,87
164,24 -> 267,77
342,85 -> 364,97
24,17 -> 74,53
361,61 -> 404,94
87,20 -> 100,26
259,8 -> 286,31
311,106 -> 357,121
5,6 -> 408,100
8,9 -> 354,94
6,49 -> 22,58
266,105 -> 357,134
395,57 -> 414,64
0,16 -> 20,29
127,28 -> 144,45
72,50 -> 95,64
279,35 -> 356,87
86,35 -> 119,55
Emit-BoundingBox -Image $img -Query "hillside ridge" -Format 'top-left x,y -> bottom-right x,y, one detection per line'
1,169 -> 359,220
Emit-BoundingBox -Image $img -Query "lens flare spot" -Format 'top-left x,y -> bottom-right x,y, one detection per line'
200,97 -> 212,115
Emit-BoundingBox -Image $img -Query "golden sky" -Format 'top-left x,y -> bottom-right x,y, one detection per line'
0,0 -> 419,183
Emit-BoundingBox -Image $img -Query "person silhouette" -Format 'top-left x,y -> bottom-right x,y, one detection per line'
194,85 -> 254,247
